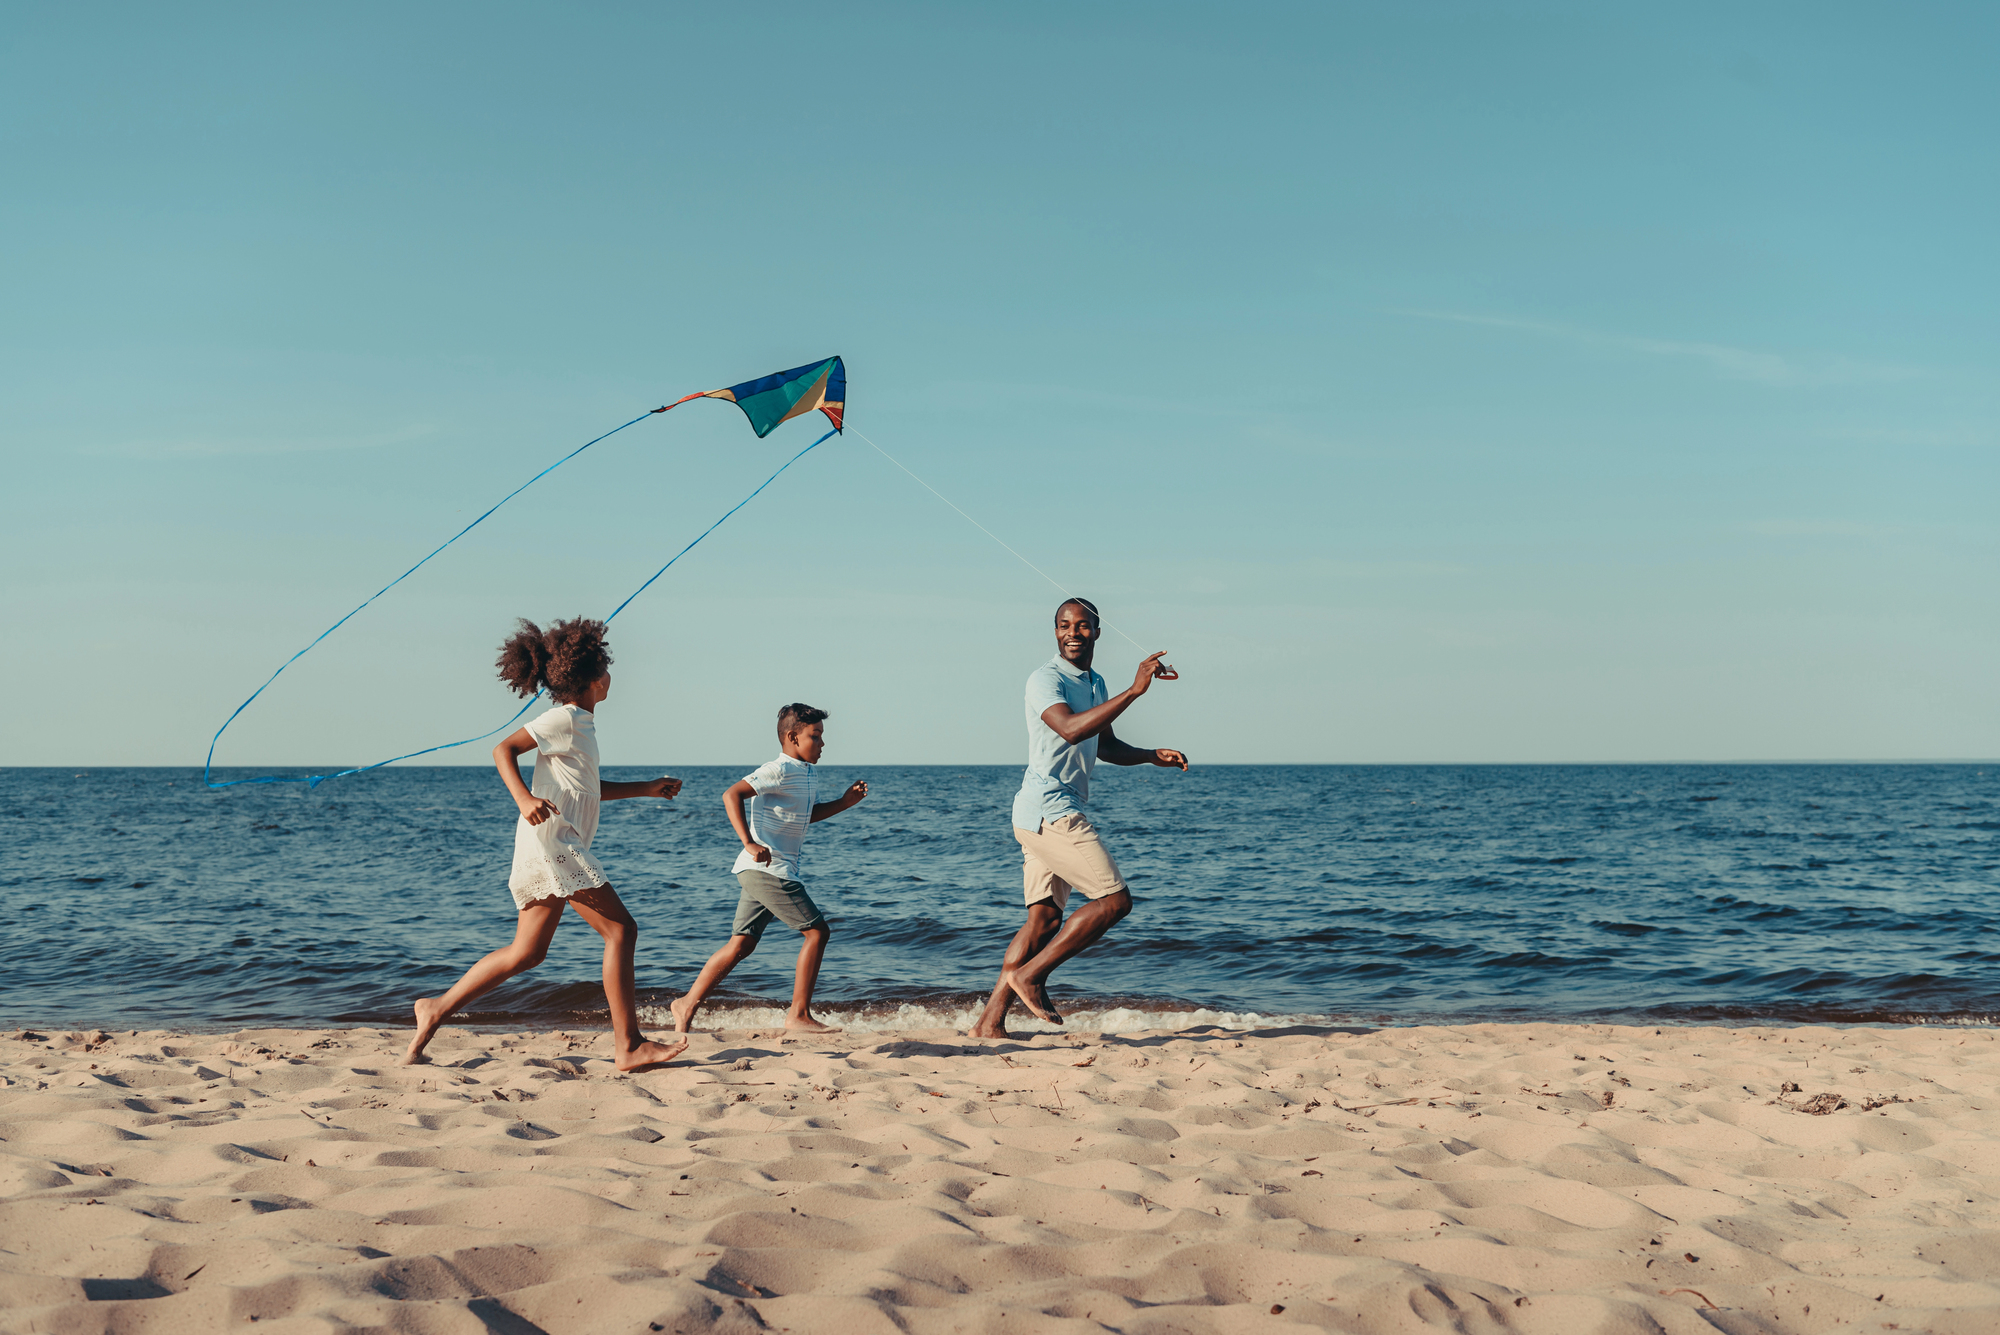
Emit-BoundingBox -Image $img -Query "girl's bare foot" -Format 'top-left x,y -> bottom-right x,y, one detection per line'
615,1037 -> 688,1072
668,995 -> 698,1035
401,997 -> 448,1065
1000,969 -> 1063,1025
785,1012 -> 843,1035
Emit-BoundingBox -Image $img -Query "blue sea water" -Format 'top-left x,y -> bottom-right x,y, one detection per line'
3,764 -> 1995,1033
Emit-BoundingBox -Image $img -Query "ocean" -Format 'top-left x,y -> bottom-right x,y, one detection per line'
5,763 -> 1995,1034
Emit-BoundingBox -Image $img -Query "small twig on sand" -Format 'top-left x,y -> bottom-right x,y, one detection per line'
1658,1289 -> 1719,1310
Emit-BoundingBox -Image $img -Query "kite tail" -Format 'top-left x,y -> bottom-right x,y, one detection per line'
202,409 -> 661,790
204,425 -> 838,790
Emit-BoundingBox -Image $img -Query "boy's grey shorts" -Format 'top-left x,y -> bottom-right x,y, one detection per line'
732,869 -> 826,942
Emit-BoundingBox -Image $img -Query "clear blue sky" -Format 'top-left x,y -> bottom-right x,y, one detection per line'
6,2 -> 1995,767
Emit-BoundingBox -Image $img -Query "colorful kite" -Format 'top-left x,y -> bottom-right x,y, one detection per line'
658,356 -> 845,436
206,357 -> 846,789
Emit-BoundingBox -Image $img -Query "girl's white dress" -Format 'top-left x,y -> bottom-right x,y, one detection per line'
507,704 -> 610,909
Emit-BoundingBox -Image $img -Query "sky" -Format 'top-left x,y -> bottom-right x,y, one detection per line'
5,2 -> 1996,768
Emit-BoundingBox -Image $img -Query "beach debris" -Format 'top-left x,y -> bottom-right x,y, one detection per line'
1660,1288 -> 1719,1309
1794,1093 -> 1848,1115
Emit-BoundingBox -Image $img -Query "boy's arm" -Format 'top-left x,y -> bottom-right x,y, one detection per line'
810,780 -> 870,823
724,778 -> 772,863
493,728 -> 561,824
1098,729 -> 1189,770
602,776 -> 683,801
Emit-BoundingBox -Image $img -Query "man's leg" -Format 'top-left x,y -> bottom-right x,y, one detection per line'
1002,889 -> 1132,1023
970,901 -> 1062,1038
786,925 -> 839,1033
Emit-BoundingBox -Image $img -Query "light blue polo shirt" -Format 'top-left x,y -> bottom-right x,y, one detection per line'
1011,656 -> 1109,832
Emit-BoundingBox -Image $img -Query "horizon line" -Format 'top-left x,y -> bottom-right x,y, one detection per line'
12,759 -> 1997,771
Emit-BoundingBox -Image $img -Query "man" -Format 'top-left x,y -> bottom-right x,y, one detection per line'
970,598 -> 1187,1038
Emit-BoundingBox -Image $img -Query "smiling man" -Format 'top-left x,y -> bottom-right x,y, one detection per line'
970,598 -> 1188,1039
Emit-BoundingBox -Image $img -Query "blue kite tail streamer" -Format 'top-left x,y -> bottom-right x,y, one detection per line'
203,409 -> 660,790
204,424 -> 838,790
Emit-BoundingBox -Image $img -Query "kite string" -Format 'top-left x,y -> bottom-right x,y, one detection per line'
202,408 -> 670,789
605,428 -> 835,623
205,420 -> 836,790
850,428 -> 1151,653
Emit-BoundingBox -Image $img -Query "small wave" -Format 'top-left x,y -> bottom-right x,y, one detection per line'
634,999 -> 1340,1036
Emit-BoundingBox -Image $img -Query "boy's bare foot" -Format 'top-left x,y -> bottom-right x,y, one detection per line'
615,1037 -> 688,1072
1000,969 -> 1063,1025
668,995 -> 698,1035
401,997 -> 448,1065
785,1013 -> 843,1035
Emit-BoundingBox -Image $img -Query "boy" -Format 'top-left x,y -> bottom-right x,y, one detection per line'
669,703 -> 867,1036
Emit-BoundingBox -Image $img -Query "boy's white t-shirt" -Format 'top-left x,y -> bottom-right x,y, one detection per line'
731,755 -> 816,882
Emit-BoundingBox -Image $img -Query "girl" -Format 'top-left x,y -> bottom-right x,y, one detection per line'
402,617 -> 686,1069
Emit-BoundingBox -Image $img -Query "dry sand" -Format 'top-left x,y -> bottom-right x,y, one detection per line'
2,1020 -> 1997,1333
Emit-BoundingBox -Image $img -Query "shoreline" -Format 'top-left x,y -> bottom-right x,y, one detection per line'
9,1004 -> 1998,1038
4,1020 -> 1997,1332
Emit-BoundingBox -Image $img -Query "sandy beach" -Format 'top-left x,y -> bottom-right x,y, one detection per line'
2,1020 -> 1996,1333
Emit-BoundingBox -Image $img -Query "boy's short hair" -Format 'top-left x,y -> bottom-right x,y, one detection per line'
777,703 -> 829,740
1055,597 -> 1100,627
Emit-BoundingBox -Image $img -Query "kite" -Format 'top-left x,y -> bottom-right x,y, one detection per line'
205,357 -> 846,789
661,356 -> 845,437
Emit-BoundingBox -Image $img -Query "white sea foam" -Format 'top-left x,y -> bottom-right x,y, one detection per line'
636,1001 -> 1343,1035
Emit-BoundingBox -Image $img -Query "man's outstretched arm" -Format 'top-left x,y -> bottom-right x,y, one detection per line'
1099,728 -> 1189,770
1039,651 -> 1178,745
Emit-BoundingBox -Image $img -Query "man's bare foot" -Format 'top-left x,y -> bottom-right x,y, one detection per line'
615,1037 -> 688,1072
968,1022 -> 1012,1040
400,997 -> 448,1065
1000,969 -> 1063,1025
668,995 -> 699,1035
785,1013 -> 843,1035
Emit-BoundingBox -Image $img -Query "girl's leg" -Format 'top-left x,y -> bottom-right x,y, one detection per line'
565,883 -> 686,1071
669,934 -> 757,1034
403,900 -> 565,1065
786,925 -> 840,1033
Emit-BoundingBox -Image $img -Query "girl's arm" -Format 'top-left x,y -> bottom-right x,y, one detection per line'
602,776 -> 683,801
493,728 -> 560,825
723,778 -> 772,863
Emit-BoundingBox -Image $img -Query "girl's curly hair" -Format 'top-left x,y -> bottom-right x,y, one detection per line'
496,617 -> 612,703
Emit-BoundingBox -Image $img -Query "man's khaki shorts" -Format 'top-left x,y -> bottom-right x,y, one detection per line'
1015,813 -> 1127,910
